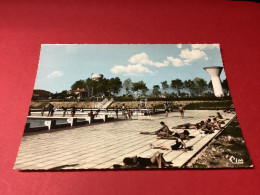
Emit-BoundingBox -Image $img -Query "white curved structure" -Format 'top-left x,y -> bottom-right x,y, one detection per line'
204,66 -> 224,97
91,73 -> 103,81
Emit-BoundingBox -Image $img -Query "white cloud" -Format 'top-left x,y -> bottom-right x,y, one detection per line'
167,56 -> 184,67
110,64 -> 153,76
177,44 -> 182,49
129,52 -> 168,67
179,49 -> 208,64
129,52 -> 151,65
191,44 -> 219,50
47,71 -> 64,78
151,60 -> 169,67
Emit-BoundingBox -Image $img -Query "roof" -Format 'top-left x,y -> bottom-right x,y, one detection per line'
33,89 -> 51,96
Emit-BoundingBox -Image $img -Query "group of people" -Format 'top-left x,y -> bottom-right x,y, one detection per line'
164,103 -> 185,118
120,104 -> 133,120
41,104 -> 78,117
41,103 -> 55,117
115,121 -> 193,169
173,112 -> 223,133
116,112 -> 226,169
113,103 -> 157,120
140,121 -> 193,149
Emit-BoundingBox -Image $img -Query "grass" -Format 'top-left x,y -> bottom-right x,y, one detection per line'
208,161 -> 219,166
191,117 -> 253,168
193,163 -> 207,168
217,118 -> 252,167
220,120 -> 244,138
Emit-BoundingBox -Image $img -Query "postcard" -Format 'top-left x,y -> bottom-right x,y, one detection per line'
14,44 -> 252,170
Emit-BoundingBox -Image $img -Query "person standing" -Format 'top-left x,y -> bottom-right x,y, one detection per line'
121,104 -> 126,120
62,106 -> 67,117
50,107 -> 55,117
114,106 -> 119,119
71,106 -> 76,117
151,104 -> 155,116
47,103 -> 54,117
178,104 -> 184,118
164,103 -> 169,118
41,106 -> 46,116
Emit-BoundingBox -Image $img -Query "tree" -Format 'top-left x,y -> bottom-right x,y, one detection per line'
184,79 -> 195,95
96,78 -> 109,97
208,80 -> 213,90
71,80 -> 85,90
85,78 -> 98,98
161,80 -> 169,95
132,81 -> 149,96
222,78 -> 230,93
171,79 -> 183,96
152,85 -> 161,96
123,78 -> 133,96
108,77 -> 122,96
192,77 -> 208,95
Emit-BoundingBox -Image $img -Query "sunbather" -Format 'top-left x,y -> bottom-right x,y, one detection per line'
150,133 -> 192,151
113,151 -> 172,169
140,121 -> 173,138
212,118 -> 221,130
171,121 -> 205,130
201,119 -> 214,134
216,112 -> 223,119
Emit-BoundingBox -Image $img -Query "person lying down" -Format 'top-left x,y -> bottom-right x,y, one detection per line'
171,121 -> 205,130
157,130 -> 194,140
113,152 -> 172,169
150,133 -> 193,151
140,121 -> 173,138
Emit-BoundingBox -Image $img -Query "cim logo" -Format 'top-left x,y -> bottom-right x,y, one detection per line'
229,156 -> 244,164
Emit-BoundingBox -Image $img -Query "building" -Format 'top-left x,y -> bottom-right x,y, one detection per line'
68,88 -> 86,95
32,89 -> 51,100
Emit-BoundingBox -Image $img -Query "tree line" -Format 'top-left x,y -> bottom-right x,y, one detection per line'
124,78 -> 229,97
50,76 -> 229,100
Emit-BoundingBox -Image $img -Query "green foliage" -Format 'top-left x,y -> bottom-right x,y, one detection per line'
171,79 -> 183,95
154,103 -> 178,110
218,118 -> 252,167
208,80 -> 213,89
183,79 -> 195,94
152,85 -> 161,96
222,78 -> 230,93
71,77 -> 123,98
161,80 -> 169,92
131,81 -> 148,96
184,100 -> 233,110
208,161 -> 219,166
193,163 -> 207,168
191,77 -> 208,95
123,78 -> 133,95
108,77 -> 122,96
71,80 -> 85,90
220,119 -> 243,138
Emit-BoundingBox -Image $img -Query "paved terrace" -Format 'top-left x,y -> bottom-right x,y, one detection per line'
14,110 -> 235,170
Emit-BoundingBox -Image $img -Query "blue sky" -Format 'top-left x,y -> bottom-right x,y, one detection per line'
35,44 -> 226,93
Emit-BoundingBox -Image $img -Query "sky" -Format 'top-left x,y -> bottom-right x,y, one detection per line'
34,44 -> 226,93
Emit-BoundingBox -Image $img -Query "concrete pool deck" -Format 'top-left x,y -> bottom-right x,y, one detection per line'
14,110 -> 236,170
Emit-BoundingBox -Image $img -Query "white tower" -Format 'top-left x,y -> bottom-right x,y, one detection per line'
91,73 -> 103,81
203,66 -> 224,97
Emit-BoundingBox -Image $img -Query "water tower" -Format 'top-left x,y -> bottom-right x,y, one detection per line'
91,73 -> 103,81
203,66 -> 224,97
